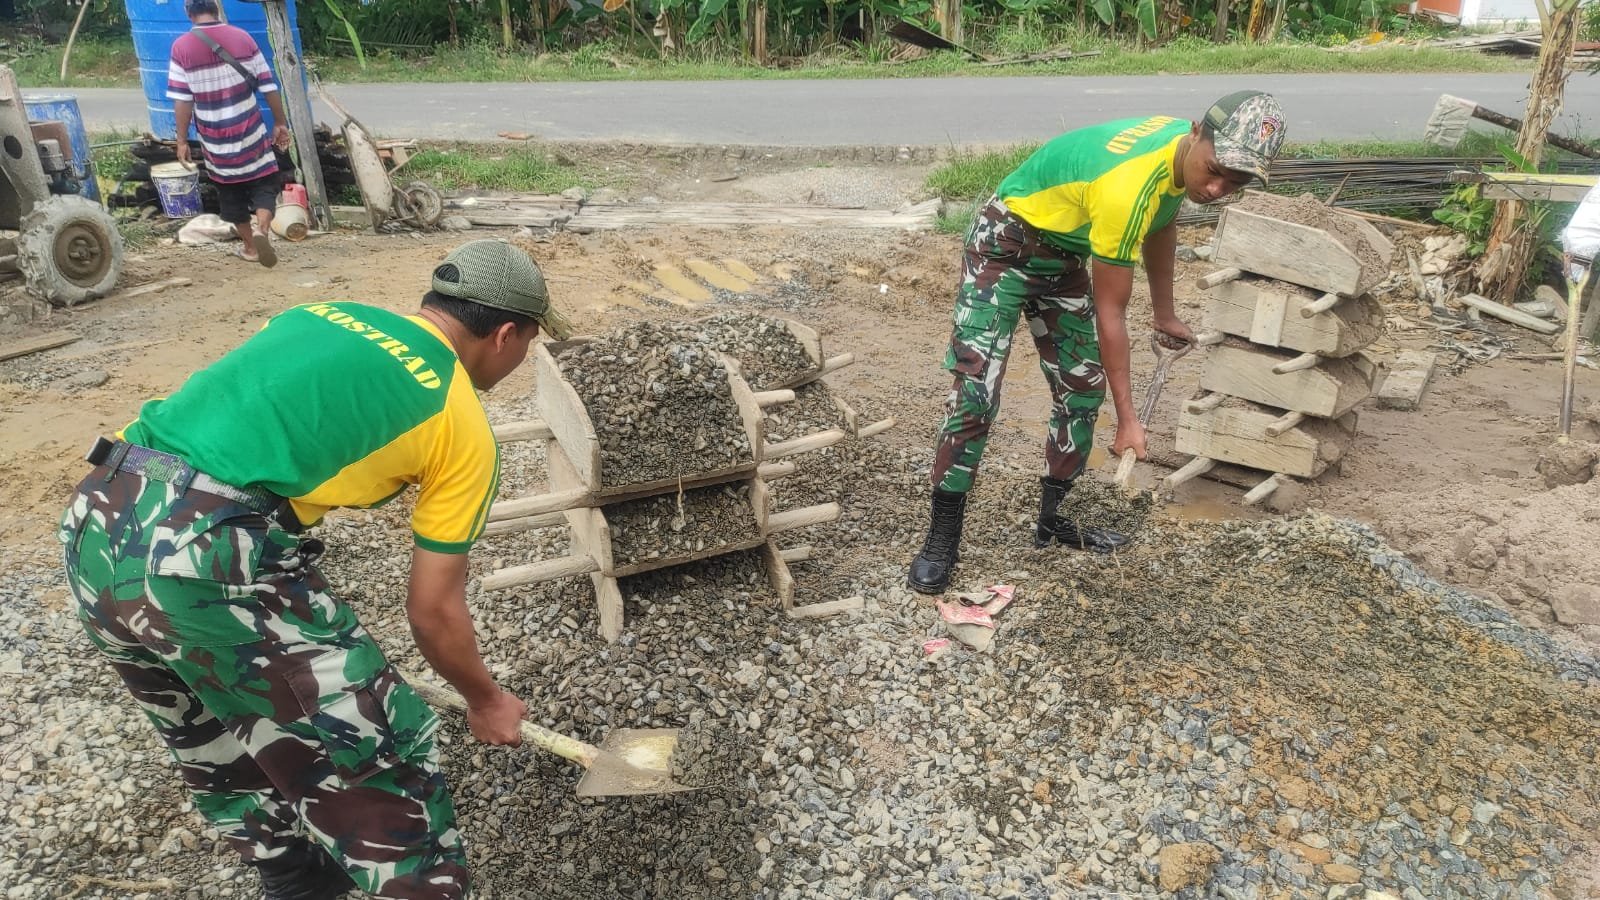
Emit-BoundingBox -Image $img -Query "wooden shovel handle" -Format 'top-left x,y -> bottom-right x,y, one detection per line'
1114,449 -> 1137,489
402,673 -> 599,768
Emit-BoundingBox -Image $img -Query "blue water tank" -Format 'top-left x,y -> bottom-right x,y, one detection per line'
127,0 -> 303,140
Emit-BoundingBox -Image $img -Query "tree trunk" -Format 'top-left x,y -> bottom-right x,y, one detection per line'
1476,0 -> 1583,303
1213,0 -> 1230,41
500,0 -> 515,49
935,0 -> 963,45
1246,0 -> 1266,41
447,0 -> 459,47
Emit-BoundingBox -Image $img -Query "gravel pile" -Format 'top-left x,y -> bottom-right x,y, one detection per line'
5,383 -> 1599,899
557,322 -> 753,488
605,481 -> 760,569
1232,192 -> 1390,287
667,312 -> 817,392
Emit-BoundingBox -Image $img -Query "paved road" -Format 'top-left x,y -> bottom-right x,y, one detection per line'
55,73 -> 1600,146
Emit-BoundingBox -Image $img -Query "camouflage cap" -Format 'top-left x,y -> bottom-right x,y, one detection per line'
1203,90 -> 1286,186
432,239 -> 572,339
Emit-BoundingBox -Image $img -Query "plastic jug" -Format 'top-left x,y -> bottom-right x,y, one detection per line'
280,182 -> 310,211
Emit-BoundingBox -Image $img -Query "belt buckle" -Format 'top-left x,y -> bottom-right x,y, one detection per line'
85,436 -> 114,465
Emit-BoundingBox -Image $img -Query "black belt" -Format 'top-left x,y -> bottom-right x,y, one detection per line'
86,438 -> 288,518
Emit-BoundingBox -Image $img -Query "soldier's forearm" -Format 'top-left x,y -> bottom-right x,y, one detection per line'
407,549 -> 498,706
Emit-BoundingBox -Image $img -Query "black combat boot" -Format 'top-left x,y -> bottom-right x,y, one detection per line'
253,841 -> 357,900
908,489 -> 968,594
1034,476 -> 1130,553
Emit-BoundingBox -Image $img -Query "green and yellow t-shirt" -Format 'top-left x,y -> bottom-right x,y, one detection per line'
997,116 -> 1190,267
122,301 -> 498,553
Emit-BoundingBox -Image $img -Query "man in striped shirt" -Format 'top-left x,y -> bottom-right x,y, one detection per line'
169,0 -> 292,267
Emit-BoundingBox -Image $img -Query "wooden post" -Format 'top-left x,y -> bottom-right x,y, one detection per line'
260,0 -> 331,231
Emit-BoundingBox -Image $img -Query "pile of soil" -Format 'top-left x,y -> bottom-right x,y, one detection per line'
604,481 -> 760,568
558,322 -> 753,487
1233,192 -> 1390,287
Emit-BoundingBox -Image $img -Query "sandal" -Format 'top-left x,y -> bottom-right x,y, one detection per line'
233,245 -> 259,263
252,228 -> 277,268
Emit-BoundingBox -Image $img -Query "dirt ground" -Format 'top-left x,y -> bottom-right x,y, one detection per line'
4,158 -> 1600,896
3,177 -> 1596,648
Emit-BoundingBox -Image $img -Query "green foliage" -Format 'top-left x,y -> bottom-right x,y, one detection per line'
1432,142 -> 1565,276
318,0 -> 368,68
404,144 -> 594,193
925,144 -> 1039,200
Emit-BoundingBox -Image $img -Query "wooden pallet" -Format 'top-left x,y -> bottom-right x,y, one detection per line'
1211,198 -> 1394,296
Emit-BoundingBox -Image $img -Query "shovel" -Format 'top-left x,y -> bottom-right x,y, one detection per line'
1558,261 -> 1594,440
1114,332 -> 1194,491
403,673 -> 697,798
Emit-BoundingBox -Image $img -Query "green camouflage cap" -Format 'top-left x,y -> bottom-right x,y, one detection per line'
1203,90 -> 1285,186
432,240 -> 572,339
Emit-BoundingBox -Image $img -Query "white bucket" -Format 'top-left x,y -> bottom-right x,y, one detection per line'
150,162 -> 201,218
271,203 -> 309,242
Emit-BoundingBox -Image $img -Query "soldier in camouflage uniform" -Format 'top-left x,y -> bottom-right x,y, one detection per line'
61,241 -> 572,899
909,91 -> 1287,594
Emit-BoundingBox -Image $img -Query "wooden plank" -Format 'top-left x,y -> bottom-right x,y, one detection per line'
1458,292 -> 1563,335
568,505 -> 615,574
764,428 -> 847,460
110,277 -> 192,302
1482,183 -> 1594,203
722,353 -> 768,468
0,331 -> 77,362
1200,343 -> 1376,418
592,572 -> 624,643
762,541 -> 796,610
1175,402 -> 1356,478
481,511 -> 568,537
1212,206 -> 1369,295
486,487 -> 588,522
786,596 -> 866,620
1204,279 -> 1382,357
779,546 -> 812,563
534,342 -> 603,490
1374,350 -> 1437,411
1248,290 -> 1287,346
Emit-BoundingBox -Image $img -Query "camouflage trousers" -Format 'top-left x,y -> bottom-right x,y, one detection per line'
59,464 -> 469,899
932,196 -> 1105,494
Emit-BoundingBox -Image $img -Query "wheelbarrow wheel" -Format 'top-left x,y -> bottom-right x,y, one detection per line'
396,181 -> 443,229
17,195 -> 124,307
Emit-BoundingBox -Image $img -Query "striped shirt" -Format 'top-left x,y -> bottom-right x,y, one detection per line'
997,117 -> 1190,267
167,23 -> 279,184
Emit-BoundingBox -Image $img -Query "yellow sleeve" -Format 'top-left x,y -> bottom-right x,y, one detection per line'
411,378 -> 498,554
1085,157 -> 1167,267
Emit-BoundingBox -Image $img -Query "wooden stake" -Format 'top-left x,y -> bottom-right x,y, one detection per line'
1299,292 -> 1341,318
1458,292 -> 1563,335
261,1 -> 331,228
764,428 -> 847,459
779,545 -> 813,563
1264,410 -> 1305,437
1114,449 -> 1137,490
486,487 -> 588,522
767,502 -> 843,534
1242,473 -> 1287,506
1271,352 -> 1322,375
481,554 -> 599,591
1161,456 -> 1215,491
480,510 -> 568,537
1197,268 -> 1244,290
754,389 -> 796,407
1184,392 -> 1226,415
857,417 -> 896,439
820,353 -> 856,375
757,460 -> 798,479
1194,330 -> 1225,347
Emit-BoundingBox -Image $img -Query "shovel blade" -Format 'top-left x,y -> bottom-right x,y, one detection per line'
575,728 -> 699,798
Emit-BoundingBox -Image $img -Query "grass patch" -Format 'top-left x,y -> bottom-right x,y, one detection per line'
926,145 -> 1040,200
24,35 -> 1524,90
10,37 -> 141,88
402,144 -> 598,193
